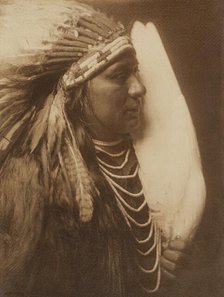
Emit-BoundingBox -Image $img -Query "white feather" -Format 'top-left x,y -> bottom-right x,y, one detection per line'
131,22 -> 206,242
0,0 -> 92,60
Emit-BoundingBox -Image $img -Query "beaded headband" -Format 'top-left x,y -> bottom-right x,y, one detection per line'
56,10 -> 135,89
63,36 -> 134,89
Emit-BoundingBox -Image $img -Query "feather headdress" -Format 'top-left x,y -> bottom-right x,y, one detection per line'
0,0 -> 135,222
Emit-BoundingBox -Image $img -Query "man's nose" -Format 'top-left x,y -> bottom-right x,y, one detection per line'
128,75 -> 146,98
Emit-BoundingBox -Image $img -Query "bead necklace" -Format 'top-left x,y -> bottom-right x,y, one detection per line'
94,139 -> 161,294
92,138 -> 123,147
103,176 -> 147,213
97,148 -> 131,170
104,172 -> 144,197
99,163 -> 139,179
136,226 -> 157,256
95,145 -> 126,157
138,228 -> 162,293
133,221 -> 154,244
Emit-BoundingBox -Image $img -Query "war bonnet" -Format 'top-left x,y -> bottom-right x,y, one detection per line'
0,0 -> 135,222
0,0 -> 134,85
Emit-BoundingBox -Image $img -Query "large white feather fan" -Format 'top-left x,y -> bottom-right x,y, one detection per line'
131,22 -> 206,243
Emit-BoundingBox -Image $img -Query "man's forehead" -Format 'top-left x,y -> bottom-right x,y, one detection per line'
103,52 -> 138,72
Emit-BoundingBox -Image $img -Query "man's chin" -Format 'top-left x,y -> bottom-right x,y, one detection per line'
121,118 -> 141,134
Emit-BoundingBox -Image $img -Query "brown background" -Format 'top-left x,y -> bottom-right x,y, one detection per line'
84,1 -> 223,296
0,0 -> 222,295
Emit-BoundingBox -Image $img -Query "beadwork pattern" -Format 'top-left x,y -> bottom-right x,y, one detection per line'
93,138 -> 161,293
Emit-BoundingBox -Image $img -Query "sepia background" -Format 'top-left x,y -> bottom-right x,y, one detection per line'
0,0 -> 222,296
83,0 -> 223,296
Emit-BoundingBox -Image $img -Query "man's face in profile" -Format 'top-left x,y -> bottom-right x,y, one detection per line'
86,52 -> 146,140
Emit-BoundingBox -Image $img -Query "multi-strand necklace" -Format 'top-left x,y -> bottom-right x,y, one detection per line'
93,138 -> 161,293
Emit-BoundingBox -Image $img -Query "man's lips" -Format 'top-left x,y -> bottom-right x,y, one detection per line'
126,105 -> 140,113
125,107 -> 141,120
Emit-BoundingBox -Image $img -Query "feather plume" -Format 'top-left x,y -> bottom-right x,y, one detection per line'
47,87 -> 66,155
0,101 -> 29,121
58,151 -> 74,203
0,1 -> 87,58
28,93 -> 55,153
47,84 -> 96,222
66,139 -> 94,222
0,89 -> 26,103
61,106 -> 96,222
0,111 -> 30,137
0,108 -> 34,150
0,80 -> 35,165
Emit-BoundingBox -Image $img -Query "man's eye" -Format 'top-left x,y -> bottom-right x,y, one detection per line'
108,66 -> 139,82
110,72 -> 128,82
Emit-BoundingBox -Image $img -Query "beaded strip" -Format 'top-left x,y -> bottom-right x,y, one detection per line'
96,146 -> 126,157
114,198 -> 151,227
92,138 -> 123,147
62,36 -> 134,89
104,174 -> 147,213
136,226 -> 157,256
97,149 -> 131,170
103,170 -> 143,197
133,221 -> 154,244
99,163 -> 139,179
138,226 -> 162,293
94,141 -> 161,293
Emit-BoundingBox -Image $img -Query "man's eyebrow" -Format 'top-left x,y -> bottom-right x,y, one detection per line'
105,60 -> 138,74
